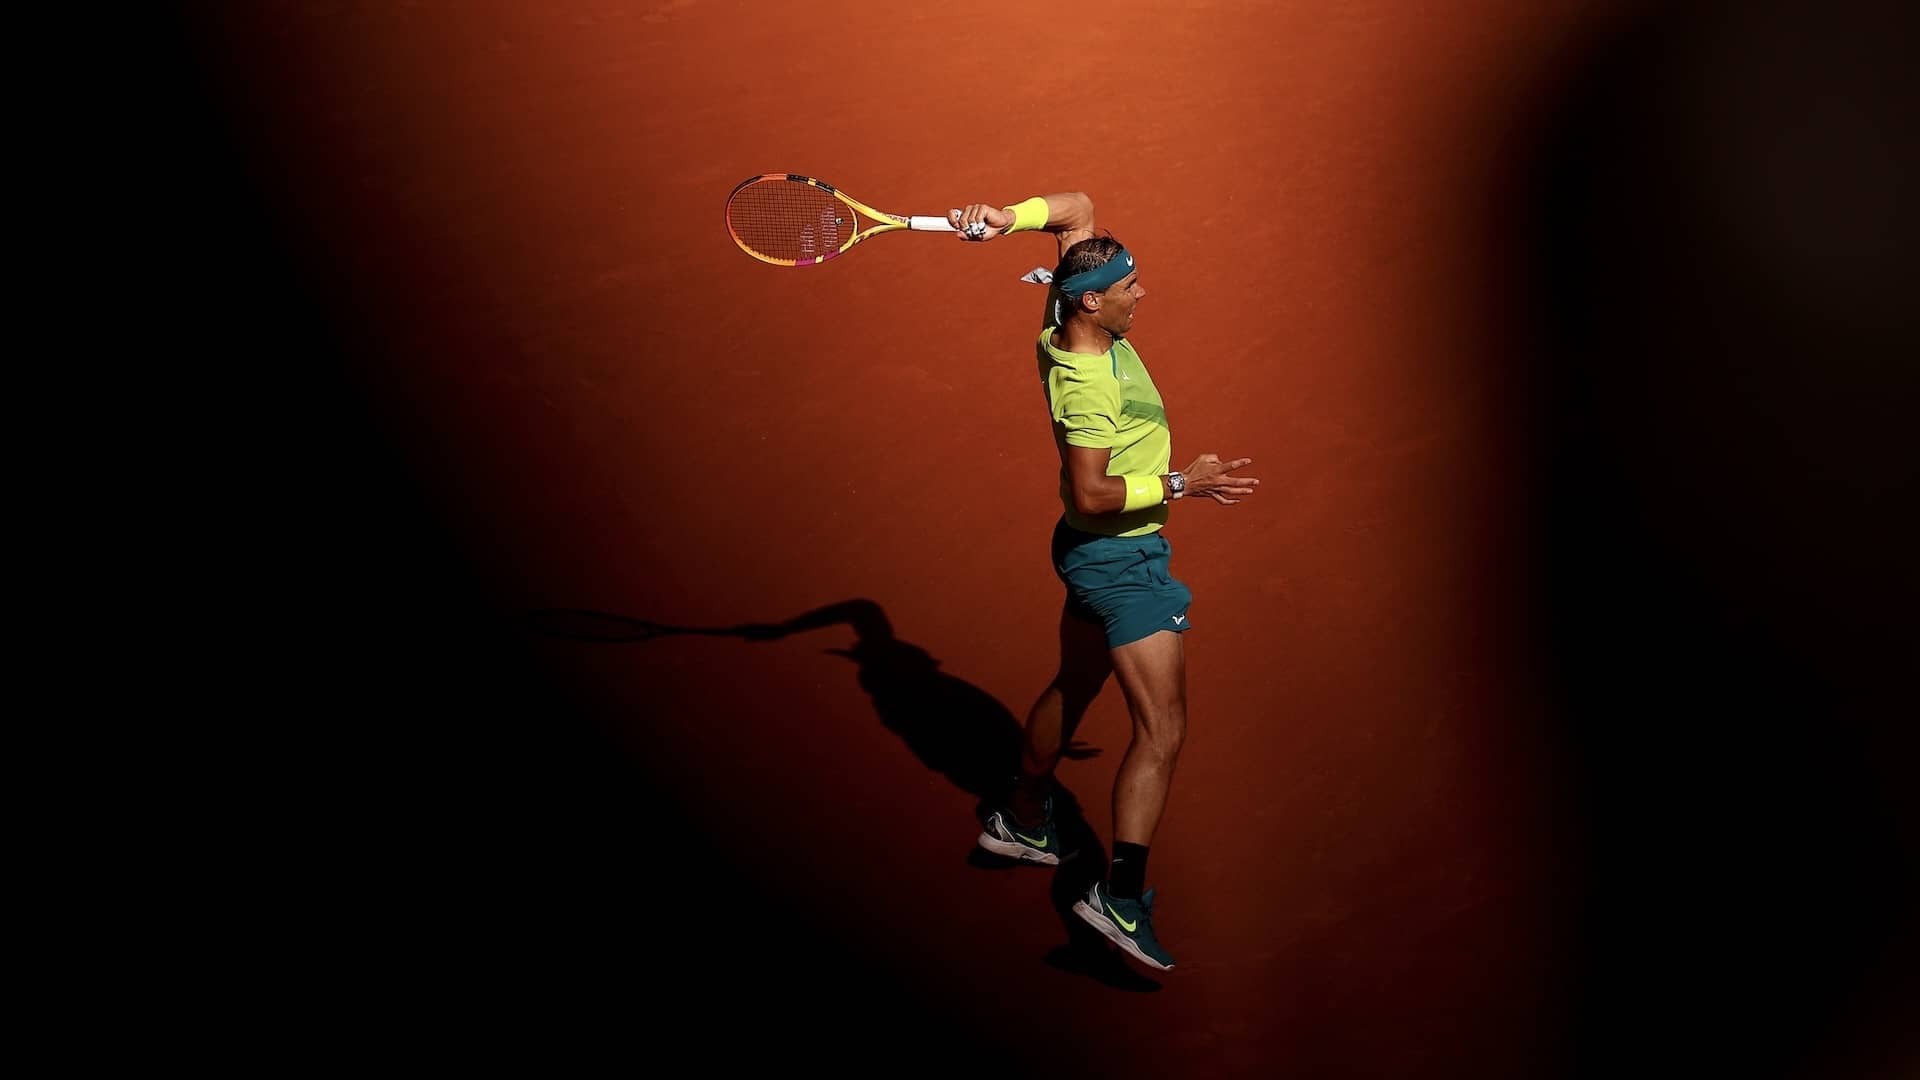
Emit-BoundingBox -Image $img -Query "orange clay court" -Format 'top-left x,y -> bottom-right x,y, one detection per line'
181,2 -> 1918,1076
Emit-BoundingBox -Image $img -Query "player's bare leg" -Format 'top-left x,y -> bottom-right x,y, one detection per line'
1070,627 -> 1185,970
979,607 -> 1111,865
1075,622 -> 1190,968
1011,606 -> 1112,825
1108,629 -> 1187,846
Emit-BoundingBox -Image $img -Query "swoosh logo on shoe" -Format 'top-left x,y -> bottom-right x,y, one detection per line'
1105,903 -> 1137,932
1015,831 -> 1049,848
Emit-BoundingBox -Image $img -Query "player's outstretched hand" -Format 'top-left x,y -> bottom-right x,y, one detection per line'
1181,453 -> 1259,505
949,203 -> 1013,241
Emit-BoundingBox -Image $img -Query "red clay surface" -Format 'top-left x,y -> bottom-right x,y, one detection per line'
176,2 -> 1758,1074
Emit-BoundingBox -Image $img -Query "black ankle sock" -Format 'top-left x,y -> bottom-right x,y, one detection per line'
1108,842 -> 1149,900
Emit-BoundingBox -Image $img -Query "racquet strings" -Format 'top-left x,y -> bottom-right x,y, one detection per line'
728,179 -> 848,262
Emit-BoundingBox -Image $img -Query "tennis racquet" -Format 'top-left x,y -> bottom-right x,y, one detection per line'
725,173 -> 973,267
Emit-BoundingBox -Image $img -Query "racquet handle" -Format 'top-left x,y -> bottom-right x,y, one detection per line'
912,215 -> 960,232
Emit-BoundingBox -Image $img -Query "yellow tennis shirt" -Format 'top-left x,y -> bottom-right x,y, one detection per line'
1037,327 -> 1171,538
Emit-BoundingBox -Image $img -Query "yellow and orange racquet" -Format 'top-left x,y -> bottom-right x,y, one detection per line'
725,173 -> 972,267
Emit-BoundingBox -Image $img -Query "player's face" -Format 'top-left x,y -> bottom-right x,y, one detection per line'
1099,272 -> 1145,335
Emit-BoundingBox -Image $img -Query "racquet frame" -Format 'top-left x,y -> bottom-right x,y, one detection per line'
725,173 -> 959,267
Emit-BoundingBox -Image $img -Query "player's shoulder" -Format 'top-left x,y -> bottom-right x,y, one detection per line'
1047,356 -> 1121,400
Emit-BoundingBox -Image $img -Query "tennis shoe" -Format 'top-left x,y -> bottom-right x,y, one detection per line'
977,797 -> 1062,865
1073,881 -> 1175,971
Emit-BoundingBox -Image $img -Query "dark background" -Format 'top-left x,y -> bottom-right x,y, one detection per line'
1520,3 -> 1917,1074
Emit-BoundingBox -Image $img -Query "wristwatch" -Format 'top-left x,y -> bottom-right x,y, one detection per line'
1166,471 -> 1186,500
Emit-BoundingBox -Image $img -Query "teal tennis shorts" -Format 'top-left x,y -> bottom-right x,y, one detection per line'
1052,518 -> 1194,649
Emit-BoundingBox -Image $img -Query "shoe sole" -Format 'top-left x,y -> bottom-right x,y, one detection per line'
976,831 -> 1061,865
1073,899 -> 1174,971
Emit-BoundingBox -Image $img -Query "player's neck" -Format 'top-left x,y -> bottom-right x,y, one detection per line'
1057,316 -> 1117,357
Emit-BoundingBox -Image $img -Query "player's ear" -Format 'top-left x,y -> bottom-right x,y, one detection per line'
1079,291 -> 1101,315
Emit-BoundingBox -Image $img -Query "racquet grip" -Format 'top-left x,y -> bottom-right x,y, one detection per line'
910,215 -> 959,232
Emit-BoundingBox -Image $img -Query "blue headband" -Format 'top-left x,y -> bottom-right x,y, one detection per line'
1056,247 -> 1136,298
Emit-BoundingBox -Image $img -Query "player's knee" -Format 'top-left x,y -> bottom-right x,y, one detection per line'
1162,716 -> 1187,760
1137,707 -> 1186,761
1021,743 -> 1062,773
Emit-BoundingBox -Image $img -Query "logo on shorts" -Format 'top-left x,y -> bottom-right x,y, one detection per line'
1171,614 -> 1186,625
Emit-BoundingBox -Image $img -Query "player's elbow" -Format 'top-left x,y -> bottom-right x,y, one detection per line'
1070,483 -> 1113,518
1059,192 -> 1094,229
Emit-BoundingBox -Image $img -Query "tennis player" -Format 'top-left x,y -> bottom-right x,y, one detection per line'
949,192 -> 1258,971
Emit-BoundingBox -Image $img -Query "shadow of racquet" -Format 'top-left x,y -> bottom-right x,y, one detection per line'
519,608 -> 743,643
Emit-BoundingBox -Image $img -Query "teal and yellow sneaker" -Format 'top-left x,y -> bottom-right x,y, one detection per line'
1073,881 -> 1175,970
976,798 -> 1061,865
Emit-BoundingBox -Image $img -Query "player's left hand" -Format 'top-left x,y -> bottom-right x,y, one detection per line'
1181,453 -> 1260,505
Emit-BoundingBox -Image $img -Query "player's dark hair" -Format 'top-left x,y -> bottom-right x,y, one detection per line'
1053,234 -> 1126,321
1055,235 -> 1125,285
